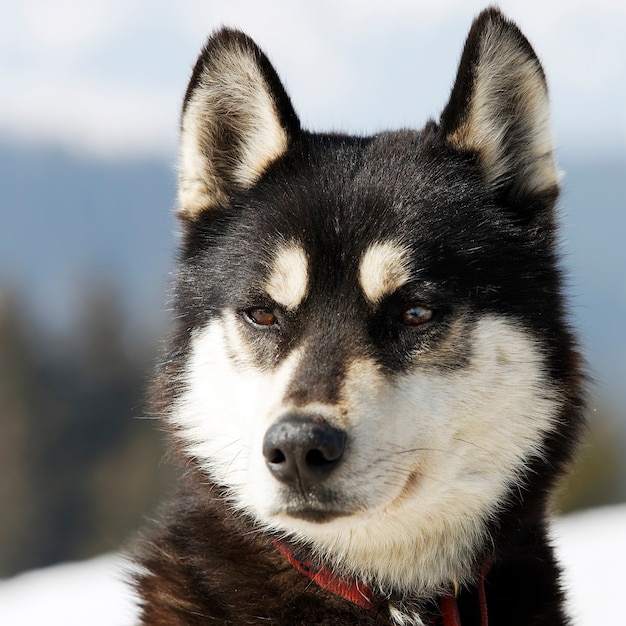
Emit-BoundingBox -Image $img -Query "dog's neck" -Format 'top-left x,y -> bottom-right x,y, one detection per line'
274,539 -> 489,626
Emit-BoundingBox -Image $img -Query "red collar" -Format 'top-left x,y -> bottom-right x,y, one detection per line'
274,539 -> 375,609
274,540 -> 489,626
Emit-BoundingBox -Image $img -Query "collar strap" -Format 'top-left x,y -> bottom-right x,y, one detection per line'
274,540 -> 490,625
274,539 -> 375,609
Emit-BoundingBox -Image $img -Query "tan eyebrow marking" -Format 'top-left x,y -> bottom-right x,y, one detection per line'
265,243 -> 309,310
359,241 -> 411,305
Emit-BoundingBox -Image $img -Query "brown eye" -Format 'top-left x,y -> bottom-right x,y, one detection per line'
246,308 -> 278,327
401,305 -> 433,326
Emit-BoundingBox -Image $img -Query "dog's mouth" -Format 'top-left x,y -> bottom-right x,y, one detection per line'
279,504 -> 353,523
272,464 -> 424,524
269,486 -> 364,524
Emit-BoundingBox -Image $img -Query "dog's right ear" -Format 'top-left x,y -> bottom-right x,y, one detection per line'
178,29 -> 300,219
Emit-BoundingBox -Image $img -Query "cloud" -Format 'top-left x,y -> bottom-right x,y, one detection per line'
18,0 -> 128,52
0,0 -> 624,158
0,78 -> 178,159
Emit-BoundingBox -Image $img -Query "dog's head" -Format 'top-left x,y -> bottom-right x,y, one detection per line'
164,9 -> 579,594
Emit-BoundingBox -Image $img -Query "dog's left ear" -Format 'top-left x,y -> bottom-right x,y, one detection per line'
440,8 -> 558,211
178,29 -> 300,219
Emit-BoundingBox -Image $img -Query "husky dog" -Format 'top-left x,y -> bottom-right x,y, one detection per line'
134,8 -> 584,625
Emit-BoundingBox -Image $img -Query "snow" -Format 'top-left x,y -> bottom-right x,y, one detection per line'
0,554 -> 139,626
0,505 -> 623,625
554,506 -> 626,625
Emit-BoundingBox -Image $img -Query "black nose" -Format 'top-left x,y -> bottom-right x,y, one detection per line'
262,415 -> 347,491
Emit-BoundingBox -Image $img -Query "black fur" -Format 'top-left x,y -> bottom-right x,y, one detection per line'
134,8 -> 584,625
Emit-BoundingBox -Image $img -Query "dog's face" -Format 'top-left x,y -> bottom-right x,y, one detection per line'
167,12 -> 569,593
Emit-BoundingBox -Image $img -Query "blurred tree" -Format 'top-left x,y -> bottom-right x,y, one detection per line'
556,405 -> 625,513
0,291 -> 43,575
0,283 -> 172,577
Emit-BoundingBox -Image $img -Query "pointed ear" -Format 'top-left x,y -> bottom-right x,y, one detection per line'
440,8 -> 558,207
178,29 -> 300,219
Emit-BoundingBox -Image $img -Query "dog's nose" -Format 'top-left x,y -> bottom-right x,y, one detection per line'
262,415 -> 347,490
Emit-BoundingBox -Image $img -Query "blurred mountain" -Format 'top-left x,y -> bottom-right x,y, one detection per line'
0,143 -> 177,335
558,155 -> 626,413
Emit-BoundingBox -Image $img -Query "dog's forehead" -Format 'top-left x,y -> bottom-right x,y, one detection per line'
227,131 -> 489,308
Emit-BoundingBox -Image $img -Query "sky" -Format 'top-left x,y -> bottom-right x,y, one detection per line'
1,0 -> 625,160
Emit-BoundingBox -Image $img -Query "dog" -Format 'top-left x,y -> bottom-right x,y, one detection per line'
133,8 -> 585,625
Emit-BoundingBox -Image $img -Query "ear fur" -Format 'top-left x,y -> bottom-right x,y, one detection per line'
440,8 -> 558,205
178,29 -> 300,218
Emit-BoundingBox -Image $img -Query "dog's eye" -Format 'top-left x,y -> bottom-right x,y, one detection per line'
400,305 -> 433,326
245,308 -> 278,327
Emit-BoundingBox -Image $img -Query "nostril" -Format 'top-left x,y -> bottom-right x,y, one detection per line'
267,449 -> 286,465
305,448 -> 329,467
304,432 -> 346,467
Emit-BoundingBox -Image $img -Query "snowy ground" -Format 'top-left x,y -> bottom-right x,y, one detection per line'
0,505 -> 624,625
